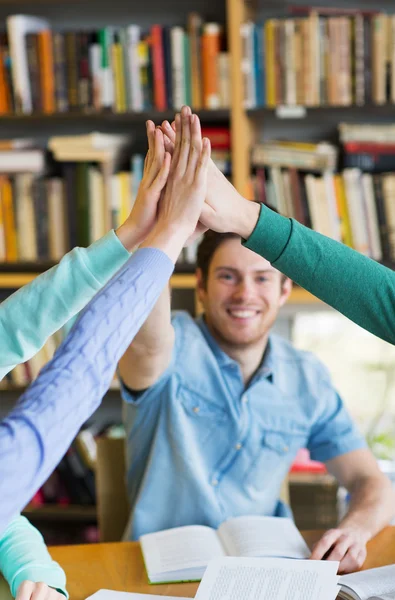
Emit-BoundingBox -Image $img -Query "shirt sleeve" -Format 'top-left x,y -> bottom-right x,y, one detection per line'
0,231 -> 130,381
243,203 -> 395,345
0,515 -> 67,598
0,248 -> 174,537
307,362 -> 367,463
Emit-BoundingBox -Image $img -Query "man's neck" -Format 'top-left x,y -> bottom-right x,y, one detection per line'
207,323 -> 270,385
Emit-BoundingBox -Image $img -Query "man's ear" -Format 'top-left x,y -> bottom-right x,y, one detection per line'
279,277 -> 293,307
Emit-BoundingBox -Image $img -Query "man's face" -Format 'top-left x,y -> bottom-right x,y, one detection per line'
197,238 -> 292,348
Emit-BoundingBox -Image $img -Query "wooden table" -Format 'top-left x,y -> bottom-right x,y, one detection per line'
47,527 -> 395,600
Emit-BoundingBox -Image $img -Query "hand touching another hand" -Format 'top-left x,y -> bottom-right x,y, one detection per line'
310,527 -> 369,574
116,122 -> 171,251
142,106 -> 211,263
16,581 -> 65,600
160,109 -> 260,239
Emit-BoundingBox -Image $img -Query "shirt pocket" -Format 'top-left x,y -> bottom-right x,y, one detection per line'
243,427 -> 307,494
178,384 -> 229,446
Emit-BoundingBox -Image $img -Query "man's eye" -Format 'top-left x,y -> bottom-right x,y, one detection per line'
219,273 -> 234,281
257,276 -> 268,283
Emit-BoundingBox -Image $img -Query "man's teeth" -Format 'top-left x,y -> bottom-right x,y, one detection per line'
229,310 -> 257,318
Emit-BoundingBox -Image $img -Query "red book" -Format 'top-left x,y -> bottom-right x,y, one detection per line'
201,126 -> 230,149
150,25 -> 167,111
344,141 -> 395,154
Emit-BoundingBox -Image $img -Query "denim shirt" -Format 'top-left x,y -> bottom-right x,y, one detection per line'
121,312 -> 366,540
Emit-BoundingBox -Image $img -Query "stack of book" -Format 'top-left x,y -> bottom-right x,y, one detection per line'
0,14 -> 230,115
0,127 -> 230,264
251,134 -> 395,263
241,9 -> 395,109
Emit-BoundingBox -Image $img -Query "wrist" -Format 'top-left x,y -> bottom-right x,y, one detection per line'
141,223 -> 189,264
115,221 -> 141,252
234,199 -> 261,240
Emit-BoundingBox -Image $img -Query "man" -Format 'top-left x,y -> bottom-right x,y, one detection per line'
119,229 -> 394,575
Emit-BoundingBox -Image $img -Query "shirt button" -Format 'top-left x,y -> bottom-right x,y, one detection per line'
193,406 -> 200,413
235,443 -> 242,450
211,478 -> 218,486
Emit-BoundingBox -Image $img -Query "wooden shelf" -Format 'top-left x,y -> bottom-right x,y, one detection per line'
0,269 -> 320,303
22,504 -> 97,522
248,104 -> 395,119
0,109 -> 229,124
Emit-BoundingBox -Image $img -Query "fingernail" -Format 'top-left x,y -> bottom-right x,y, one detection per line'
163,121 -> 169,129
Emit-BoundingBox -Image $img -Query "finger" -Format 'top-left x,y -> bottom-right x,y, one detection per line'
170,113 -> 182,173
16,581 -> 35,600
151,152 -> 171,193
194,137 -> 211,185
325,535 -> 353,563
146,120 -> 156,171
31,582 -> 51,600
176,106 -> 192,176
338,545 -> 366,574
171,120 -> 176,132
310,530 -> 341,560
145,129 -> 165,187
186,113 -> 203,178
163,133 -> 174,156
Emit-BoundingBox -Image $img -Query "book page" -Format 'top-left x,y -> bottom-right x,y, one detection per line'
195,557 -> 339,600
218,516 -> 310,559
86,591 -> 191,600
340,565 -> 395,600
140,525 -> 226,575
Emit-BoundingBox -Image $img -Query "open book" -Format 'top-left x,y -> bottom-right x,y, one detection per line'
195,556 -> 340,600
140,516 -> 310,583
338,565 -> 395,600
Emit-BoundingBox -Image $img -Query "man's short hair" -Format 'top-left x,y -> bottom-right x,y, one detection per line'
196,230 -> 288,287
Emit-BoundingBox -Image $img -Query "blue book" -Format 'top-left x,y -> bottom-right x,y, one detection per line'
254,22 -> 265,107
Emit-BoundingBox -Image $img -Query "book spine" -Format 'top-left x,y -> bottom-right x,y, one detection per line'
89,33 -> 102,111
150,24 -> 167,111
53,32 -> 68,112
162,26 -> 173,110
170,27 -> 186,110
354,13 -> 365,105
32,177 -> 49,259
201,23 -> 221,109
65,31 -> 79,110
127,25 -> 143,112
188,12 -> 203,109
38,29 -> 55,114
184,32 -> 192,107
78,31 -> 92,110
26,33 -> 41,113
99,27 -> 114,110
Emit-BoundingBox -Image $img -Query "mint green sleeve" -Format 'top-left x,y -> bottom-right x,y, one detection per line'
244,203 -> 395,345
0,231 -> 130,380
0,516 -> 67,598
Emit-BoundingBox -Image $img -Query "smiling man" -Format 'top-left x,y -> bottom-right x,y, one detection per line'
118,230 -> 394,573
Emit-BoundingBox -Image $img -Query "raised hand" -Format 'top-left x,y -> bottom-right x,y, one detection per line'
142,106 -> 211,263
160,109 -> 260,239
116,122 -> 171,251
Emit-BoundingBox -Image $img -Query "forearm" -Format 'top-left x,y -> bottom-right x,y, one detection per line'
339,475 -> 395,538
0,231 -> 130,380
118,286 -> 174,390
0,516 -> 66,598
243,203 -> 395,345
0,247 -> 174,535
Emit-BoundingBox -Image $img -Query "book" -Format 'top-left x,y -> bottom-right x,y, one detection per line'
338,564 -> 395,600
195,556 -> 340,600
87,592 -> 190,600
140,515 -> 310,584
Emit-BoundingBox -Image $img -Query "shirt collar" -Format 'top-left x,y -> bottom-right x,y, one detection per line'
196,315 -> 275,381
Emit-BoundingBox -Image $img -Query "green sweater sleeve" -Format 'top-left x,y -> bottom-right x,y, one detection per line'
0,516 -> 67,598
244,203 -> 395,345
0,231 -> 130,381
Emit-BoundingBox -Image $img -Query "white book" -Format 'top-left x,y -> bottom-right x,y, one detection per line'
89,42 -> 102,111
7,14 -> 50,114
0,150 -> 44,173
87,592 -> 190,600
171,27 -> 186,110
323,171 -> 342,242
14,173 -> 37,260
361,173 -> 382,261
195,556 -> 340,600
88,167 -> 106,243
47,177 -> 67,260
127,25 -> 143,112
49,132 -> 129,150
240,21 -> 256,109
343,169 -> 370,255
218,52 -> 230,108
140,516 -> 310,584
338,565 -> 395,600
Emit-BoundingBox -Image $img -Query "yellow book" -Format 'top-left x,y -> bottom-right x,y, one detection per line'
0,177 -> 5,261
334,174 -> 353,247
2,176 -> 18,261
264,20 -> 276,108
112,39 -> 126,113
273,141 -> 319,151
